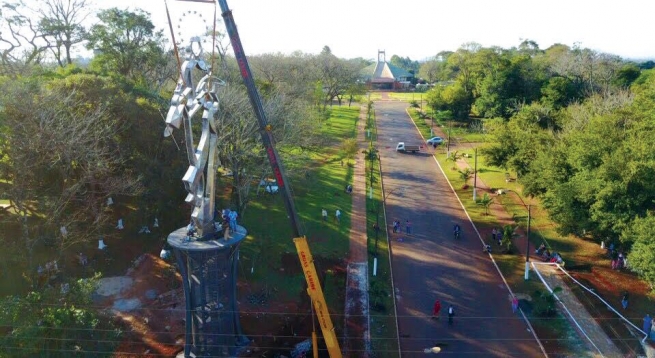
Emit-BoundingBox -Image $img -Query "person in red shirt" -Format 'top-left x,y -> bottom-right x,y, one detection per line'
432,299 -> 442,319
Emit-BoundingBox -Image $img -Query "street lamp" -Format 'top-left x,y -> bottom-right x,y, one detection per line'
473,148 -> 478,201
504,189 -> 531,280
446,121 -> 452,158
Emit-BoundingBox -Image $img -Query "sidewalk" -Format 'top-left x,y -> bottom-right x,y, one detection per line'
342,104 -> 370,357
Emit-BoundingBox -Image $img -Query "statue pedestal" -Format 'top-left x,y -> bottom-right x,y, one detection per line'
168,225 -> 249,357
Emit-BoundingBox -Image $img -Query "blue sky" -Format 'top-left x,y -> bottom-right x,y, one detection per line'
97,0 -> 653,61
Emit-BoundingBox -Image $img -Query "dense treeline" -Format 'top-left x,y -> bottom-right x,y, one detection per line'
419,41 -> 655,288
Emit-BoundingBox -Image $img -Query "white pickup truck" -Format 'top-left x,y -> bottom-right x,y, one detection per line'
396,142 -> 421,153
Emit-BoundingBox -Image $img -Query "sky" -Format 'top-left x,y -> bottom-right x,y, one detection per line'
91,0 -> 653,61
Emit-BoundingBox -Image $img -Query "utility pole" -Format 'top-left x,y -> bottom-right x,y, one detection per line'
473,148 -> 478,201
525,205 -> 531,280
446,122 -> 451,158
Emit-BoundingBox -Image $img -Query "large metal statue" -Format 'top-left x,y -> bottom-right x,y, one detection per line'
164,35 -> 221,238
164,31 -> 249,357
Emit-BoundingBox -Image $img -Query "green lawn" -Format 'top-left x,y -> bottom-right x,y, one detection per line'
238,105 -> 360,316
387,92 -> 426,102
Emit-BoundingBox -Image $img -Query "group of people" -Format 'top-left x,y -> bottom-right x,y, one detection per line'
432,300 -> 456,325
219,208 -> 239,240
611,252 -> 627,270
392,220 -> 412,234
643,314 -> 655,341
534,242 -> 563,263
491,228 -> 503,245
321,208 -> 342,223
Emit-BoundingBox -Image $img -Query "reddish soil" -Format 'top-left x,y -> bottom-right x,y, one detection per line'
105,254 -> 186,357
107,253 -> 347,357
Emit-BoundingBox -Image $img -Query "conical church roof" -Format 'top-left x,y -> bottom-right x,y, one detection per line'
360,61 -> 413,83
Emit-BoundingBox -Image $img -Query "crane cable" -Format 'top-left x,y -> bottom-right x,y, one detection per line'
163,0 -> 184,82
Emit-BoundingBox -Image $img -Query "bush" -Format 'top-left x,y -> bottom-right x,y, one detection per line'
369,280 -> 389,313
531,288 -> 561,317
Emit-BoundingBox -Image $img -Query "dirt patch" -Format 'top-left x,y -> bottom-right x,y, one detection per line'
102,249 -> 348,357
95,254 -> 185,357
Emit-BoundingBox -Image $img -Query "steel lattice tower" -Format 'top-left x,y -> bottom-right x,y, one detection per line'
168,227 -> 249,357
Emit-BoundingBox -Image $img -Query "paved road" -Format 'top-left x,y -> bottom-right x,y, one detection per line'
376,101 -> 542,357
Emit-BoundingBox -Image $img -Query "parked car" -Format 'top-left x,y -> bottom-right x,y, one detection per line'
426,136 -> 444,145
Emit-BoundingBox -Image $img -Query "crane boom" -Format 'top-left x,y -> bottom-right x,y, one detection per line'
215,1 -> 343,357
217,0 -> 301,237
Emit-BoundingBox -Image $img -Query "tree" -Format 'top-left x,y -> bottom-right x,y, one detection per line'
419,56 -> 449,83
0,274 -> 119,356
446,150 -> 462,170
389,54 -> 419,75
85,8 -> 166,82
0,76 -> 143,272
38,0 -> 91,67
612,63 -> 641,88
458,168 -> 472,188
0,1 -> 50,75
215,85 -> 320,213
312,51 -> 360,109
501,224 -> 519,253
476,193 -> 493,215
624,215 -> 655,290
340,138 -> 358,166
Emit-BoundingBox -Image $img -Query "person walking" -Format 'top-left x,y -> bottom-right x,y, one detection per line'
432,299 -> 442,319
511,296 -> 519,313
335,209 -> 341,223
621,292 -> 629,310
322,209 -> 328,221
447,305 -> 455,325
405,220 -> 412,235
643,314 -> 652,338
492,228 -> 497,244
392,220 -> 398,233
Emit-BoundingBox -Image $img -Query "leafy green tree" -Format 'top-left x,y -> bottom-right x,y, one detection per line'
441,81 -> 470,119
541,76 -> 577,109
389,54 -> 419,75
624,215 -> 655,290
612,63 -> 641,88
340,138 -> 358,165
86,8 -> 166,82
0,274 -> 119,357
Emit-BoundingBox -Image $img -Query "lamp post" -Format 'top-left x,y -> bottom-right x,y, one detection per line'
446,121 -> 452,158
505,189 -> 531,280
473,148 -> 478,201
